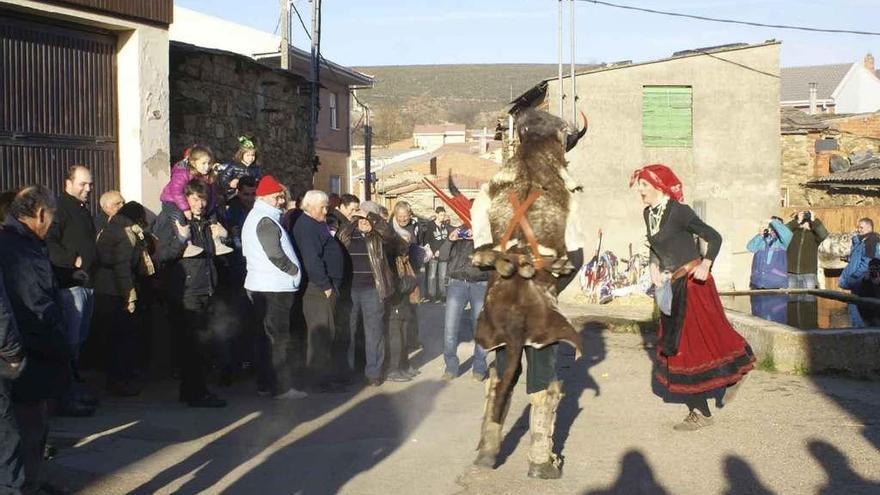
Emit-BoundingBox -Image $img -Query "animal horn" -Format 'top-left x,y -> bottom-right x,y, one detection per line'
565,112 -> 589,152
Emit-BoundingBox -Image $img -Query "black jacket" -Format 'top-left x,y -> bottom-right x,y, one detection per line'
442,239 -> 489,282
155,209 -> 217,299
292,214 -> 345,292
0,264 -> 25,379
46,193 -> 97,288
0,218 -> 72,401
94,214 -> 153,299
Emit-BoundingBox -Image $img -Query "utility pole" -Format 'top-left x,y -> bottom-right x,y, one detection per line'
570,0 -> 577,122
557,0 -> 564,118
364,107 -> 372,200
310,0 -> 322,142
279,0 -> 290,70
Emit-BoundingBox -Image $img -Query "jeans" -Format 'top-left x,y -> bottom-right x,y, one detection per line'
387,299 -> 412,373
248,291 -> 295,396
788,273 -> 818,289
168,295 -> 214,400
0,380 -> 23,493
58,286 -> 94,357
443,279 -> 488,377
426,260 -> 449,300
348,287 -> 385,380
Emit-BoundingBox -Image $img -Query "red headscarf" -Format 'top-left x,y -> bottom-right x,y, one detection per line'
629,164 -> 684,202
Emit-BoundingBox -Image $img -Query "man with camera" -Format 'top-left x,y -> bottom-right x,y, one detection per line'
786,210 -> 829,289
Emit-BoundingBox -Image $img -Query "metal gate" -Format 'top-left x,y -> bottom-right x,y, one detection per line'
0,9 -> 118,211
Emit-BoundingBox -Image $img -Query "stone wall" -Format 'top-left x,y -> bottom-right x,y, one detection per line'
169,43 -> 314,199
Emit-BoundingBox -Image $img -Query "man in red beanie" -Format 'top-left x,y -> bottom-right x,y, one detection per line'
241,176 -> 308,399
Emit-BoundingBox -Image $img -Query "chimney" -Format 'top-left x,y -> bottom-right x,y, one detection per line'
429,156 -> 437,176
480,126 -> 487,153
865,53 -> 875,72
808,82 -> 818,115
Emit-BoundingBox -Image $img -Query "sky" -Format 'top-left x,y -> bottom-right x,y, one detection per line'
176,0 -> 880,68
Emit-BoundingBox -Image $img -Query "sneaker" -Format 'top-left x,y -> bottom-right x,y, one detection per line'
182,242 -> 204,258
442,371 -> 456,381
673,410 -> 714,431
386,371 -> 412,383
273,388 -> 308,400
402,367 -> 421,378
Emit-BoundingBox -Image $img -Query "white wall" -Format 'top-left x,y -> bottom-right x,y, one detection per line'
835,65 -> 880,114
170,6 -> 279,57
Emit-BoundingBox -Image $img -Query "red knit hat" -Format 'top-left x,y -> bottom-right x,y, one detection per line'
256,175 -> 284,196
629,164 -> 684,202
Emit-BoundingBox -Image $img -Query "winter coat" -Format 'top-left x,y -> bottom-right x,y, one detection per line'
242,199 -> 301,292
154,207 -> 217,299
442,238 -> 489,283
46,192 -> 97,288
0,217 -> 72,401
337,213 -> 406,300
216,161 -> 261,198
292,213 -> 346,292
746,219 -> 792,289
786,218 -> 829,275
94,213 -> 154,301
839,232 -> 880,290
159,160 -> 215,214
0,264 -> 24,380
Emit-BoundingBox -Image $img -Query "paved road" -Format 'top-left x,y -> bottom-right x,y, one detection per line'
46,303 -> 880,494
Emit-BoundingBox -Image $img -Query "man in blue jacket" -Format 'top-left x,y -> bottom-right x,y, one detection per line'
839,218 -> 879,326
746,217 -> 793,324
0,186 -> 71,494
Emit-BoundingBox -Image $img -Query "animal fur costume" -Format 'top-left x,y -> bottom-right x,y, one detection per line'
470,109 -> 586,479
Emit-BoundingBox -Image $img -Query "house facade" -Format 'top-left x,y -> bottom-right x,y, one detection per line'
514,41 -> 781,291
1,0 -> 172,211
781,54 -> 880,115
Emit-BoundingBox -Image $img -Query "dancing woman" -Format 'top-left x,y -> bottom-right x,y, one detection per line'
631,164 -> 754,431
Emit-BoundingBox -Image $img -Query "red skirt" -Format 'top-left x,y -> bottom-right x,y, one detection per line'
656,274 -> 755,395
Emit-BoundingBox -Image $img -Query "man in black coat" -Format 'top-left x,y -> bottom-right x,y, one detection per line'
155,180 -> 227,408
0,263 -> 25,494
45,164 -> 98,415
0,186 -> 72,494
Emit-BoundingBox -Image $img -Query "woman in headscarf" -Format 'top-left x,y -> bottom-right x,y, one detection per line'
630,164 -> 754,431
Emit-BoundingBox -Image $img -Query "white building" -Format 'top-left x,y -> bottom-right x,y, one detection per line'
781,54 -> 880,114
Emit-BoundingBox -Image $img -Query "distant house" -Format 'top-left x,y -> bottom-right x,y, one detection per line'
512,41 -> 781,291
170,6 -> 373,195
780,54 -> 880,114
413,124 -> 466,151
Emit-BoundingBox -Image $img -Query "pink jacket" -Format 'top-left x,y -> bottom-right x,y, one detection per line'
160,161 -> 214,213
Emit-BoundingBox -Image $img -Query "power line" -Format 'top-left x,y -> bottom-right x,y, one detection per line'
273,12 -> 281,34
291,1 -> 312,41
578,0 -> 880,36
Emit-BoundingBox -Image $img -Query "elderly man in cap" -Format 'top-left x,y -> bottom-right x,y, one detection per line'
242,175 -> 307,400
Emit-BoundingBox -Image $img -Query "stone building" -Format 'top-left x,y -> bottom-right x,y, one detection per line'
169,42 -> 313,198
512,41 -> 781,291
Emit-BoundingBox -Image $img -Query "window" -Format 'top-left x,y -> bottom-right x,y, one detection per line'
780,187 -> 789,208
329,175 -> 341,195
642,86 -> 692,148
329,92 -> 338,130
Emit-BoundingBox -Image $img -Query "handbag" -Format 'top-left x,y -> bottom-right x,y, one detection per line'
395,254 -> 420,303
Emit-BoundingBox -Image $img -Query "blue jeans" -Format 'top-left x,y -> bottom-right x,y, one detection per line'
349,287 -> 385,380
426,259 -> 448,300
59,286 -> 94,358
443,279 -> 488,376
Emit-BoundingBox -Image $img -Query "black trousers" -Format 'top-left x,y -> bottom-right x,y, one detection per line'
94,294 -> 137,384
248,291 -> 294,396
12,400 -> 47,494
386,300 -> 411,373
168,295 -> 213,400
302,287 -> 337,382
0,380 -> 23,493
495,344 -> 558,394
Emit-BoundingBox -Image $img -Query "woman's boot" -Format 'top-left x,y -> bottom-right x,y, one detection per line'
527,380 -> 563,479
473,368 -> 508,468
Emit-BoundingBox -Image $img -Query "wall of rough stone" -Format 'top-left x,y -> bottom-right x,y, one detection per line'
169,44 -> 314,199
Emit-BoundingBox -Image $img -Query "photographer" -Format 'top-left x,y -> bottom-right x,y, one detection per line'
439,224 -> 489,381
746,217 -> 792,289
786,210 -> 829,289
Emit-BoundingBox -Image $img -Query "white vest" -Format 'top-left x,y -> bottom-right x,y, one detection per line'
242,200 -> 301,292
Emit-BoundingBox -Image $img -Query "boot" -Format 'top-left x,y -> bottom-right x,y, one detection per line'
473,368 -> 509,468
526,380 -> 563,479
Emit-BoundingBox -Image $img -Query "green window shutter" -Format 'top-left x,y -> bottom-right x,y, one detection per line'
643,86 -> 692,148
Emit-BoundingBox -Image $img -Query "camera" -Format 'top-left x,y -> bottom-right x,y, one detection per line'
456,227 -> 472,239
801,211 -> 812,224
762,228 -> 771,238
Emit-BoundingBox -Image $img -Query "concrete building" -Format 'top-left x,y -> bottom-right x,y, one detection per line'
413,124 -> 466,151
170,6 -> 372,195
0,0 -> 172,212
512,41 -> 781,291
781,54 -> 880,114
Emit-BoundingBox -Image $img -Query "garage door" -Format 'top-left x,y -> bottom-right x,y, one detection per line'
0,9 -> 117,211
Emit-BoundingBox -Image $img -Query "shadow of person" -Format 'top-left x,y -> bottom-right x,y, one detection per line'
809,439 -> 880,495
555,321 -> 606,458
224,380 -> 446,494
582,450 -> 669,495
722,455 -> 776,495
